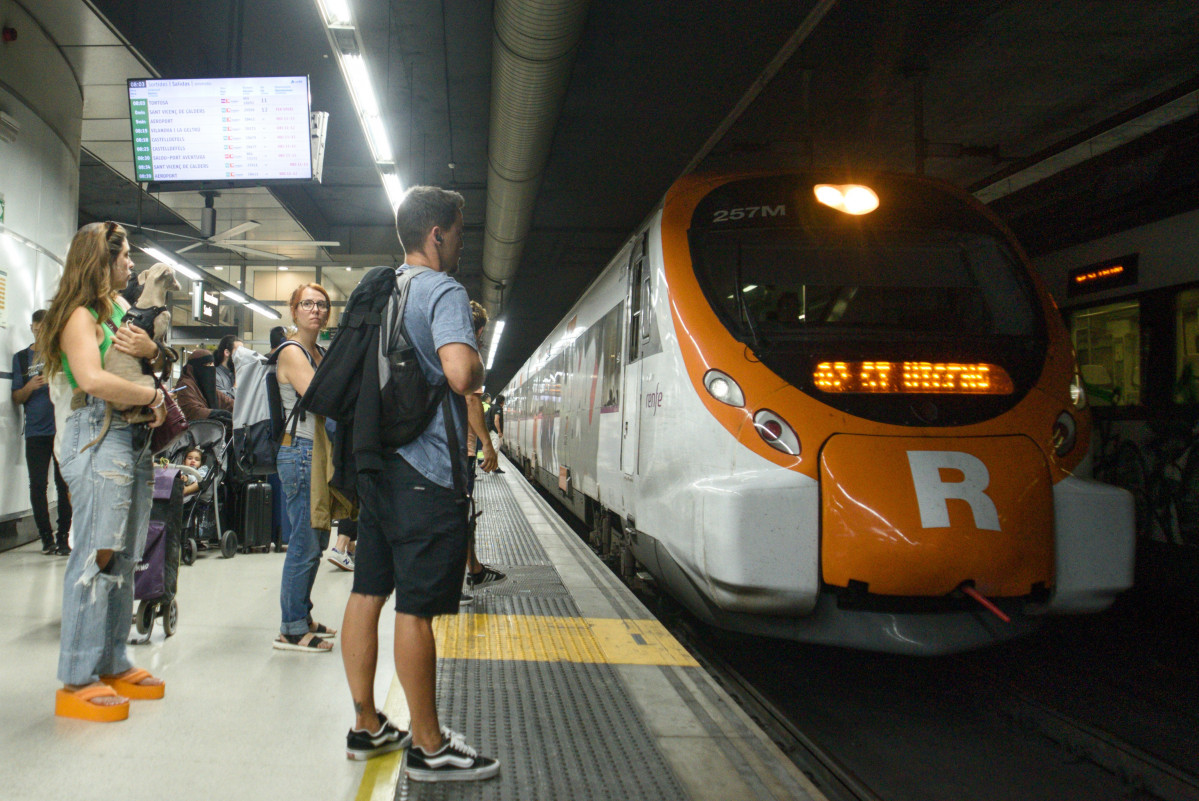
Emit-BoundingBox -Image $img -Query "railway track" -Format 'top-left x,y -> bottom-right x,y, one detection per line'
666,607 -> 1199,801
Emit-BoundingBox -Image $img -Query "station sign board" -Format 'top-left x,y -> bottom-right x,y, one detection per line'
1067,254 -> 1138,298
192,283 -> 220,325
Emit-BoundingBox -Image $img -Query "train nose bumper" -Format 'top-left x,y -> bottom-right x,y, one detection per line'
1042,475 -> 1135,612
820,434 -> 1055,597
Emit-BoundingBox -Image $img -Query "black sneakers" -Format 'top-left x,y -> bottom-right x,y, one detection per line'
405,727 -> 500,782
346,711 -> 412,761
466,565 -> 507,589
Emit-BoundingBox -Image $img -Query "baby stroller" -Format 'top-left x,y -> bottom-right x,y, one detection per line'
165,419 -> 239,564
132,465 -> 184,642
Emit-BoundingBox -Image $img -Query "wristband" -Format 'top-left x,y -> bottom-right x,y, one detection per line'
149,389 -> 165,410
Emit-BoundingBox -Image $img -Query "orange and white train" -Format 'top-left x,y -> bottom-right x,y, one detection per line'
499,170 -> 1135,654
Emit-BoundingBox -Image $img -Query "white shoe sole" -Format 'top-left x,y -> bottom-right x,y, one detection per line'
327,555 -> 354,571
405,762 -> 500,782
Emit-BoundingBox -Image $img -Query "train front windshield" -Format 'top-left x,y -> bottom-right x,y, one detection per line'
687,174 -> 1048,423
697,228 -> 1038,339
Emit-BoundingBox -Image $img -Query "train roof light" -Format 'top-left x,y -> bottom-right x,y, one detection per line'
703,369 -> 744,406
814,184 -> 879,215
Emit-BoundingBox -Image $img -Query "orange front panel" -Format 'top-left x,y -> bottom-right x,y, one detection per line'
821,435 -> 1054,597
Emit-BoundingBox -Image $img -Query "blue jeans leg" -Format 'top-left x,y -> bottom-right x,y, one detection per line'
57,400 -> 153,685
278,439 -> 322,636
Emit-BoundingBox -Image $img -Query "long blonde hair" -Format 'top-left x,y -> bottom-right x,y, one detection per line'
38,222 -> 126,378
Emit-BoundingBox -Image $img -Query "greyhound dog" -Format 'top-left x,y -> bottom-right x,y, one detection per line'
80,262 -> 181,452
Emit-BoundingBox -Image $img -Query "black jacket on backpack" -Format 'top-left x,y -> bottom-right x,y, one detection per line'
298,266 -> 395,490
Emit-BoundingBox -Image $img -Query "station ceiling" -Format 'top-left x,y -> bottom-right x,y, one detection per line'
79,0 -> 1199,390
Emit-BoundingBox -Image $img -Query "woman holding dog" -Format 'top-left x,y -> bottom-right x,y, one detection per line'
37,221 -> 169,722
273,282 -> 337,652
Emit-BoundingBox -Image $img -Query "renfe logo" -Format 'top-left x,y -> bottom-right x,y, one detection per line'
906,451 -> 1000,531
645,384 -> 663,415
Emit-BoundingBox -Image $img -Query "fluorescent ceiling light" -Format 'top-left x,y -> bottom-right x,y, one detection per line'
140,245 -> 201,281
221,290 -> 248,303
366,115 -> 393,163
317,0 -> 353,27
245,302 -> 281,320
486,320 -> 505,371
382,172 -> 405,211
341,54 -> 392,163
341,56 -> 378,115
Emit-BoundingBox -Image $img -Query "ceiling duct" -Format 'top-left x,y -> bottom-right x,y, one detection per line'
481,0 -> 590,316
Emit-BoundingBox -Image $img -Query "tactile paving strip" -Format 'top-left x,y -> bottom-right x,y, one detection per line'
472,475 -> 552,567
468,565 -> 573,599
396,474 -> 689,800
400,658 -> 687,801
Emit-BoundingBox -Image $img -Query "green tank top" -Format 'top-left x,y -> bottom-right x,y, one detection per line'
62,303 -> 126,390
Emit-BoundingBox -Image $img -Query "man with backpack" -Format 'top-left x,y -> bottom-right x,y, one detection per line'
11,310 -> 72,555
339,186 -> 499,781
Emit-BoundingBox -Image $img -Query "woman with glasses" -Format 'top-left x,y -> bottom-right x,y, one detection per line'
38,222 -> 169,721
273,283 -> 337,652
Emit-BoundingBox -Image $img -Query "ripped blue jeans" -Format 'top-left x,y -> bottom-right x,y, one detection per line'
57,396 -> 153,686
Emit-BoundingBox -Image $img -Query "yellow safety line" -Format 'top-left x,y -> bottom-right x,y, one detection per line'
435,613 -> 699,666
354,672 -> 408,801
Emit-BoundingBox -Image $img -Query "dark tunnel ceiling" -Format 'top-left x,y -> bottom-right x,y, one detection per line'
85,0 -> 1199,390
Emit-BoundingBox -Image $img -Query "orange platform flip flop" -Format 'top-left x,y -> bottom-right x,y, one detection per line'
55,685 -> 130,722
101,668 -> 165,700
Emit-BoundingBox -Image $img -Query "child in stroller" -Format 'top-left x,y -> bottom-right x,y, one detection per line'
166,419 -> 239,564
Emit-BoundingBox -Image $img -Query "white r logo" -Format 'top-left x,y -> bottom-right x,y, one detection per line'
906,451 -> 1001,531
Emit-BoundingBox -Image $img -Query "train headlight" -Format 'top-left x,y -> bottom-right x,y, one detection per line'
814,183 -> 879,215
1069,370 -> 1087,410
754,409 -> 801,457
704,369 -> 745,406
1052,411 -> 1077,457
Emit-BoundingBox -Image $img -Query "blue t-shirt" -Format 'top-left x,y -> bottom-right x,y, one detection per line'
11,347 -> 55,437
394,265 -> 479,489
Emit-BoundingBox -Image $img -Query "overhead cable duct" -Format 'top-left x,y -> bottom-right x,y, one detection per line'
481,0 -> 590,318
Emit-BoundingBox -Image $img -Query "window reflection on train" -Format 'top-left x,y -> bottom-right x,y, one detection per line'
1066,286 -> 1199,546
1070,301 -> 1141,407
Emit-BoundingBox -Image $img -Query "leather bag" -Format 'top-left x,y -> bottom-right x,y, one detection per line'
150,386 -> 189,455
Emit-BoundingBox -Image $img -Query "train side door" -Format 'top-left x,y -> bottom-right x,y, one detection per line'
620,234 -> 648,478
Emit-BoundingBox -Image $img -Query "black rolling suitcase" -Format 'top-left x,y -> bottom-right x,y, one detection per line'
239,481 -> 273,552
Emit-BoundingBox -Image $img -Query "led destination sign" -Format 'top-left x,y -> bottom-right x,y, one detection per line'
129,77 -> 312,183
1067,254 -> 1138,297
813,361 -> 1014,395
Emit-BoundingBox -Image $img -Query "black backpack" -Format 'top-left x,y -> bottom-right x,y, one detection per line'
300,265 -> 444,448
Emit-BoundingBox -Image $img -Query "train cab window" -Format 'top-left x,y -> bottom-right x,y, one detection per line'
1174,289 -> 1199,404
695,229 -> 1037,339
1068,301 -> 1141,407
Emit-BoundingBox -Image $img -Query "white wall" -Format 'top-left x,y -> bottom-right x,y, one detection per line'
0,1 -> 83,521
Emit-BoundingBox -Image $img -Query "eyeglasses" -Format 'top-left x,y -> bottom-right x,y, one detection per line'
298,299 -> 330,312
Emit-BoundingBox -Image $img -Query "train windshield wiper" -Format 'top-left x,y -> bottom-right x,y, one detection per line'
734,244 -> 766,352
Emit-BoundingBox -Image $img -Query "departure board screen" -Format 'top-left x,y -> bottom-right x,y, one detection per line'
128,77 -> 312,183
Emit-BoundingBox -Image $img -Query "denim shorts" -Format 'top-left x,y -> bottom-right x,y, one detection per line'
354,453 -> 469,616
